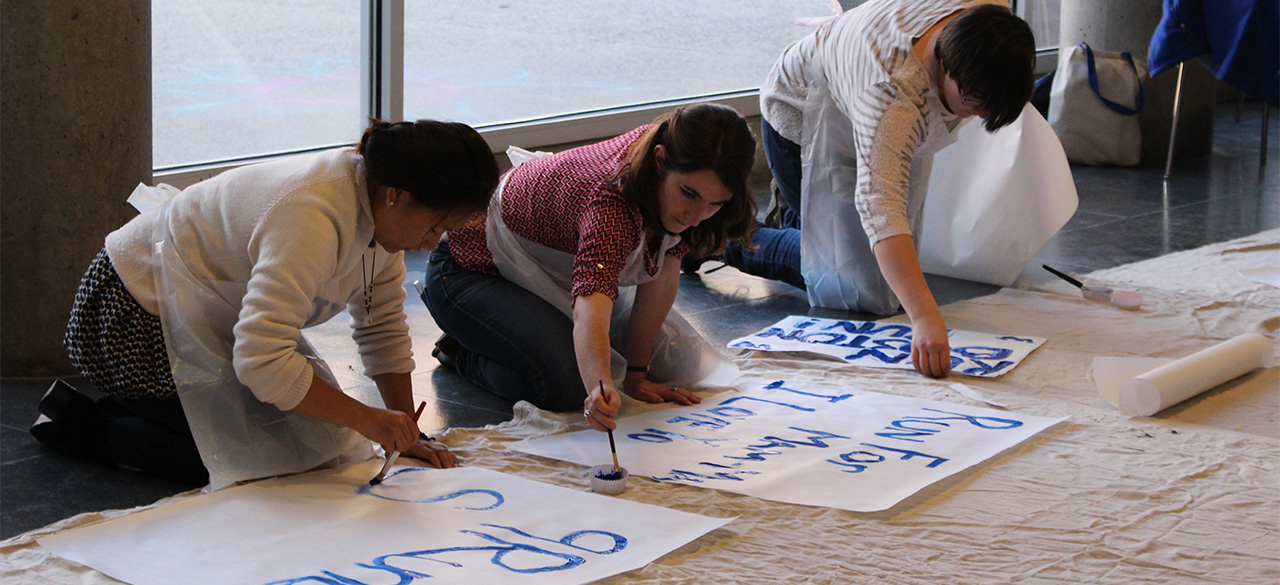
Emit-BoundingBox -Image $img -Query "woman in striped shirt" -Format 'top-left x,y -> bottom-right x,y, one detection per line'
713,0 -> 1035,378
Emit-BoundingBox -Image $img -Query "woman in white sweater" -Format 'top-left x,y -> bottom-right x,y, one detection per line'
35,119 -> 499,488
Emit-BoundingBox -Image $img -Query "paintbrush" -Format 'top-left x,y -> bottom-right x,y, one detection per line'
1041,264 -> 1086,289
368,401 -> 427,486
600,380 -> 621,473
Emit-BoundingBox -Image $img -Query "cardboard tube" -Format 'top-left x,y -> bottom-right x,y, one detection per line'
1117,333 -> 1273,416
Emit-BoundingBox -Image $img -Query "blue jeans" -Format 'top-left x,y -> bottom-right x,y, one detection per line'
723,119 -> 805,289
762,118 -> 803,227
421,242 -> 586,412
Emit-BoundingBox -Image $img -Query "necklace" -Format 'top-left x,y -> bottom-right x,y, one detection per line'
361,249 -> 376,326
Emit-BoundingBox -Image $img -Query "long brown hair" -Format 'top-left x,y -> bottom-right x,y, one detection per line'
612,103 -> 757,257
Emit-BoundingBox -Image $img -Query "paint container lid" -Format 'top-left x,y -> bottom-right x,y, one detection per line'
1082,286 -> 1113,301
588,464 -> 628,495
1111,291 -> 1143,311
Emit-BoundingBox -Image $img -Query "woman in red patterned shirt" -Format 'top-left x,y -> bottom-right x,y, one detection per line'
422,103 -> 756,431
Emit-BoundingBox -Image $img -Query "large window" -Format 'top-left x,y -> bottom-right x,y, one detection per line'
1022,0 -> 1060,51
153,0 -> 363,169
153,1 -> 1056,172
155,1 -> 832,170
402,1 -> 832,127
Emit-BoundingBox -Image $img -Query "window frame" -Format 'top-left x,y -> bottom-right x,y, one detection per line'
155,0 -> 1054,189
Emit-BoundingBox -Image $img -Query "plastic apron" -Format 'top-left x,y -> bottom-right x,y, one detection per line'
486,148 -> 738,389
799,68 -> 958,312
133,184 -> 373,491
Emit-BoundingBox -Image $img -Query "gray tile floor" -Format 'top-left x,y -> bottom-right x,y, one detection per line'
2,103 -> 1275,540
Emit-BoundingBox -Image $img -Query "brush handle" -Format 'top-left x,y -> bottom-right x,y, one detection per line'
607,429 -> 620,472
371,401 -> 428,484
1041,264 -> 1085,289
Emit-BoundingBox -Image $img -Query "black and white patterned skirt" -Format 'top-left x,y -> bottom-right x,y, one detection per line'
64,249 -> 178,399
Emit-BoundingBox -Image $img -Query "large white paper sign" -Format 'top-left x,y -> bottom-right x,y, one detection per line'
38,465 -> 731,585
728,315 -> 1046,377
515,379 -> 1065,512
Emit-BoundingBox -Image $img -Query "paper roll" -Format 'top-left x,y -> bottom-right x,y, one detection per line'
1117,333 -> 1273,416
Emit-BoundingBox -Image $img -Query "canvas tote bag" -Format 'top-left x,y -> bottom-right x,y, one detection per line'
1048,42 -> 1147,166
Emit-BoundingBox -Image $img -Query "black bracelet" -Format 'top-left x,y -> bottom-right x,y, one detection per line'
626,364 -> 650,373
419,432 -> 436,442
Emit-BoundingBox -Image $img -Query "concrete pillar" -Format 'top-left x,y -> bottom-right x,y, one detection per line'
1059,0 -> 1214,165
2,1 -> 152,376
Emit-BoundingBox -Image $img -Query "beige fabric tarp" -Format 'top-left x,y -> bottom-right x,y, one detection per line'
4,230 -> 1277,584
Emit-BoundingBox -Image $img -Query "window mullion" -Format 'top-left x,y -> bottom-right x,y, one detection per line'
362,0 -> 404,122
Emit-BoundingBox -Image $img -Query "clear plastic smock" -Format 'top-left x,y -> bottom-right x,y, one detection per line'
138,184 -> 373,491
798,67 -> 958,313
798,72 -> 1079,311
486,148 -> 738,389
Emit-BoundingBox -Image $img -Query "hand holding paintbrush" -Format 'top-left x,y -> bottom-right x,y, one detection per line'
369,401 -> 427,486
588,380 -> 628,494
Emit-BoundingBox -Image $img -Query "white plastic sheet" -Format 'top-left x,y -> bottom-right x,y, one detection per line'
728,315 -> 1046,377
919,104 -> 1079,286
37,464 -> 731,585
514,378 -> 1066,512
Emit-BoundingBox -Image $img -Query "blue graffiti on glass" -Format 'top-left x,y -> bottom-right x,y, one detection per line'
263,524 -> 627,584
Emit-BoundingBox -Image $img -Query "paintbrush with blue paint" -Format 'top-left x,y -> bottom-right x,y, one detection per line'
369,401 -> 427,486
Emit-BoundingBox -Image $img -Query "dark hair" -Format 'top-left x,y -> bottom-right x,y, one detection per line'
935,4 -> 1036,132
357,119 -> 499,213
613,103 -> 757,257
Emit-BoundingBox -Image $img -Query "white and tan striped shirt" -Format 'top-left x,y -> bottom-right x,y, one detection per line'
761,0 -> 1003,244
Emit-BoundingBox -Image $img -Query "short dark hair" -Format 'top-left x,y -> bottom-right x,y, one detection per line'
935,4 -> 1036,132
357,119 -> 499,213
614,103 -> 757,257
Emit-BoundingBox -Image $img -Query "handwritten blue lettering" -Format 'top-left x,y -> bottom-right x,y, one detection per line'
763,380 -> 854,403
874,419 -> 951,443
904,408 -> 1023,430
960,359 -> 1016,376
860,443 -> 949,468
652,467 -> 760,483
626,428 -> 735,446
666,412 -> 732,430
826,450 -> 887,473
266,524 -> 628,584
358,475 -> 503,510
705,406 -> 756,419
717,394 -> 815,412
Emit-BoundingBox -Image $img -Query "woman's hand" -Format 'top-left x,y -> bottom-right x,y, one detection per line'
583,382 -> 622,432
623,375 -> 701,406
404,437 -> 459,469
354,406 -> 420,454
910,314 -> 952,378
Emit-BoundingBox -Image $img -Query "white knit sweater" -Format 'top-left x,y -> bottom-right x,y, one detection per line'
105,148 -> 413,410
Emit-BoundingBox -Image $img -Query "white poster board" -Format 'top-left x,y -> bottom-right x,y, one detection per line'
38,464 -> 732,585
515,378 -> 1065,512
728,316 -> 1046,377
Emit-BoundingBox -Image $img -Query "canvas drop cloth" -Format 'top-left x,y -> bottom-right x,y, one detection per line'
4,230 -> 1277,584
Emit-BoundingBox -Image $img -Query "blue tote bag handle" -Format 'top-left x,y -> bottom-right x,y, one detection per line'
1081,42 -> 1146,115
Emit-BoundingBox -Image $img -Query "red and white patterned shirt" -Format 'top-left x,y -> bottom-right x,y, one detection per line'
447,126 -> 688,302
